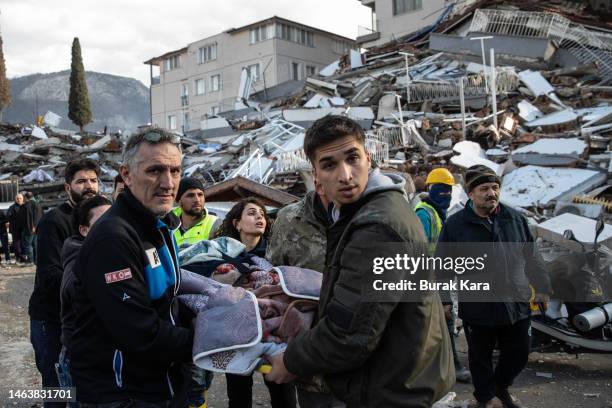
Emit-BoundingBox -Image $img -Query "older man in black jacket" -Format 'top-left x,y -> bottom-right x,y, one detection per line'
70,128 -> 193,406
437,165 -> 551,408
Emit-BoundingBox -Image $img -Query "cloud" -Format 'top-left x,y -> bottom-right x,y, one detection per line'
1,0 -> 371,84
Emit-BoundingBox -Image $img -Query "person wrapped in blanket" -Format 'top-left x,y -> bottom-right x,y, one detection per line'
180,197 -> 297,408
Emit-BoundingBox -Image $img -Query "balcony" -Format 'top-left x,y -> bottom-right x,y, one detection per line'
356,25 -> 380,45
359,0 -> 375,8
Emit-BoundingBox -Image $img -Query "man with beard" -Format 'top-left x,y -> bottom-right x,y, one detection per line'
172,177 -> 220,247
436,165 -> 551,408
28,158 -> 99,407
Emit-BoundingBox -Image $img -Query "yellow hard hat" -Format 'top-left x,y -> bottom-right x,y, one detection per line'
426,168 -> 455,186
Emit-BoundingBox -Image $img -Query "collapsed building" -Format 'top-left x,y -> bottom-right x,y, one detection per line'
0,1 -> 610,245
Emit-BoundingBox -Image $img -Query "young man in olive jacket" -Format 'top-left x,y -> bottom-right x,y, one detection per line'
265,115 -> 454,408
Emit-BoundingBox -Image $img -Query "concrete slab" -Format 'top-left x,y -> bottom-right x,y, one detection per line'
450,141 -> 502,175
501,165 -> 606,208
537,213 -> 612,248
511,138 -> 588,166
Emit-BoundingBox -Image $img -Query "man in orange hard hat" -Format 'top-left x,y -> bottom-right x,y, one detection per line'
416,167 -> 472,384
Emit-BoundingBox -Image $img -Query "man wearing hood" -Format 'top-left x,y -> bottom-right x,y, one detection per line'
265,115 -> 454,407
415,168 -> 472,384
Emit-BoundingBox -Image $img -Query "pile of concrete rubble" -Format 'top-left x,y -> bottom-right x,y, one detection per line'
1,0 -> 610,244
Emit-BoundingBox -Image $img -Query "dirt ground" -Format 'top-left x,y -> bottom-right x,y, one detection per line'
1,265 -> 610,408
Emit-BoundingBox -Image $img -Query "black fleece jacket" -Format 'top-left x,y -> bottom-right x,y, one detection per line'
69,189 -> 193,403
29,202 -> 74,322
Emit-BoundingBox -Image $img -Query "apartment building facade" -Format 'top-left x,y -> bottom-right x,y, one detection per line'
145,16 -> 356,132
356,0 -> 474,48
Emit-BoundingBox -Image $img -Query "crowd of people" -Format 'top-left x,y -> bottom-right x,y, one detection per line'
21,115 -> 550,408
0,191 -> 42,265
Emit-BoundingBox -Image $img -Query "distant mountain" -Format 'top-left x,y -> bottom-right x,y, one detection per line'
4,70 -> 150,133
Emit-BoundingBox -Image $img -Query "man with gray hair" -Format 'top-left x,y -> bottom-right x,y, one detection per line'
69,127 -> 194,406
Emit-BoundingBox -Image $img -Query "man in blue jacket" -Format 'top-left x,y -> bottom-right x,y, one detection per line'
70,128 -> 193,406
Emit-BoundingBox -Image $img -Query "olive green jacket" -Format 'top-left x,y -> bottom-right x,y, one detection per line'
284,169 -> 454,407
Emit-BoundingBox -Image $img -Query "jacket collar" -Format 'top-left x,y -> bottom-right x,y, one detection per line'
299,191 -> 329,227
464,200 -> 509,225
172,206 -> 209,228
423,196 -> 447,221
332,169 -> 406,223
117,188 -> 181,231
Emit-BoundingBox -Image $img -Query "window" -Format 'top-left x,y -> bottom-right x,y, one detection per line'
167,115 -> 177,130
182,112 -> 190,132
210,106 -> 220,116
250,24 -> 274,44
306,65 -> 316,77
197,44 -> 217,64
180,84 -> 189,106
195,78 -> 205,95
332,39 -> 354,55
393,0 -> 423,15
210,74 -> 221,92
164,55 -> 180,71
275,23 -> 314,47
246,64 -> 260,82
292,62 -> 303,81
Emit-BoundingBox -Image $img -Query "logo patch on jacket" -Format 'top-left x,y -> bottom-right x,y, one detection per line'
145,248 -> 162,268
105,268 -> 133,284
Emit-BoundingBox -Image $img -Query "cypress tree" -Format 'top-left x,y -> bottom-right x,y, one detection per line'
0,35 -> 11,122
68,37 -> 92,134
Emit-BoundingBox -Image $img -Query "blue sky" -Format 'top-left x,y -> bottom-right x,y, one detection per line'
1,0 -> 371,85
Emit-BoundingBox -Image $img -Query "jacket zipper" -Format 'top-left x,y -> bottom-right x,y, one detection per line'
158,226 -> 180,396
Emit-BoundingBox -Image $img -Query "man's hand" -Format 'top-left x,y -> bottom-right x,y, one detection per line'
264,352 -> 297,384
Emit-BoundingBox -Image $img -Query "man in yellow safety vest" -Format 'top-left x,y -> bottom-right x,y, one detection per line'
173,177 -> 220,247
415,167 -> 472,384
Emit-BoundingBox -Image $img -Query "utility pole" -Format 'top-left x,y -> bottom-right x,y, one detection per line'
490,48 -> 498,129
459,77 -> 466,140
470,36 -> 493,92
399,52 -> 414,104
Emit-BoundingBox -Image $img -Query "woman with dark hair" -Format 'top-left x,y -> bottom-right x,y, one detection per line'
216,197 -> 296,408
214,197 -> 272,256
